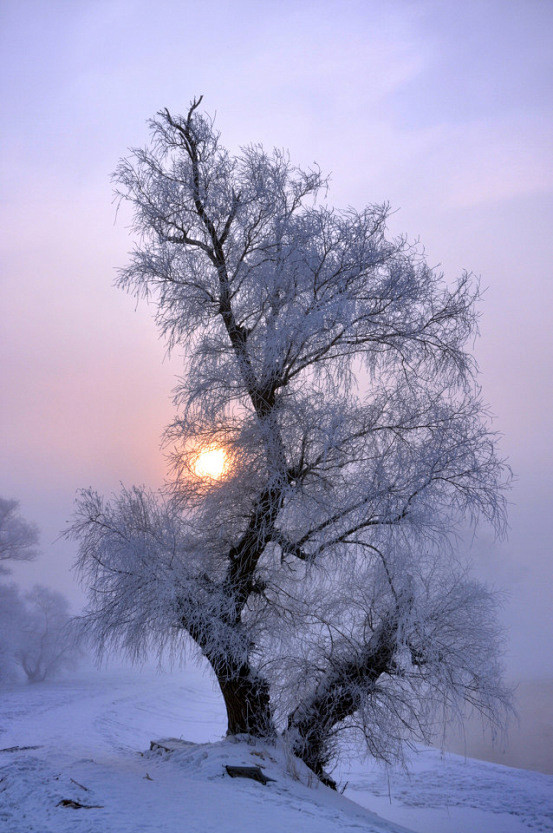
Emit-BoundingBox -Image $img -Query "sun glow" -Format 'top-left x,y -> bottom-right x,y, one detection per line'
192,446 -> 228,480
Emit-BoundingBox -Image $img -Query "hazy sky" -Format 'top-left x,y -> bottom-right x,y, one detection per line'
1,0 -> 552,680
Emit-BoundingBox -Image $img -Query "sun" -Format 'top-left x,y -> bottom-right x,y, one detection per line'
192,446 -> 228,480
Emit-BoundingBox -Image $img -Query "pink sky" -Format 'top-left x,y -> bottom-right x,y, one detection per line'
1,0 -> 552,680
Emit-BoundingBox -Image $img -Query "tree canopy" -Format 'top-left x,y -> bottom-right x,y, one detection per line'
70,97 -> 511,786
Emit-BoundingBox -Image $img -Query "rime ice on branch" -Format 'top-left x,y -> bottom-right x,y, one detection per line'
69,97 -> 511,786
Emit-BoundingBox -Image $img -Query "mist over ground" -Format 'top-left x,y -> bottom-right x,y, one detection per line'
444,679 -> 553,775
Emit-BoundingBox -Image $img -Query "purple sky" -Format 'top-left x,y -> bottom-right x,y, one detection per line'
1,0 -> 552,680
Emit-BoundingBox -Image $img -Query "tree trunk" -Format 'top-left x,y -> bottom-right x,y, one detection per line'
287,617 -> 399,787
217,665 -> 275,737
182,604 -> 275,739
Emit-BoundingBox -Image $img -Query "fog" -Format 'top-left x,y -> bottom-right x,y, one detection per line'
1,0 -> 552,769
445,679 -> 553,775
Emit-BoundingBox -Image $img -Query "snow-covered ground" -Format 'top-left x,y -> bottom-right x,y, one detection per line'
0,666 -> 551,833
341,746 -> 553,833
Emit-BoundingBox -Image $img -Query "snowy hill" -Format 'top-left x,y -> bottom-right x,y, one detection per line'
0,667 -> 551,833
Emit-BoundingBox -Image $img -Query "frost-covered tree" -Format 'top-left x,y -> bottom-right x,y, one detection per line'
70,98 -> 511,786
16,586 -> 80,683
0,583 -> 26,683
0,583 -> 80,684
0,497 -> 38,574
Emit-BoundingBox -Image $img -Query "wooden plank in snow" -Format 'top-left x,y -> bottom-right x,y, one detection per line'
225,765 -> 276,785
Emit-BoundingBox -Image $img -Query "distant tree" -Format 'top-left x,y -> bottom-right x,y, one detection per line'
70,98 -> 511,786
0,498 -> 39,574
15,586 -> 80,683
0,583 -> 25,683
0,583 -> 80,685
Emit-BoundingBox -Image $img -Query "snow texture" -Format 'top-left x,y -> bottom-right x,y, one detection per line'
0,667 -> 550,833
